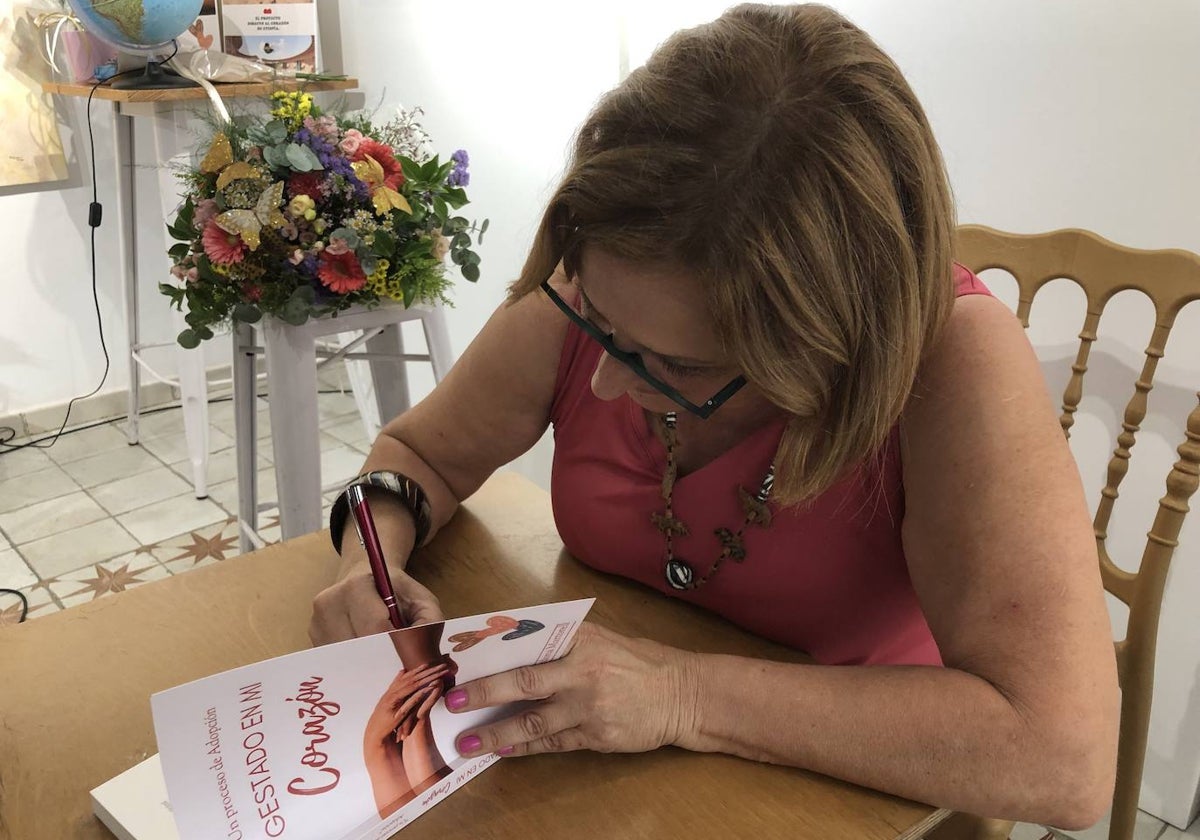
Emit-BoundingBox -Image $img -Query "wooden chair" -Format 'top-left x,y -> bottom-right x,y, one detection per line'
929,226 -> 1200,840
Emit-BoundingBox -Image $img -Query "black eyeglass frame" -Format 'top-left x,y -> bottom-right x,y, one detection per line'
541,280 -> 747,419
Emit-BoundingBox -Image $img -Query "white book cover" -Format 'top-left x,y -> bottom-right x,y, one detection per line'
91,754 -> 178,840
219,0 -> 318,73
135,600 -> 592,840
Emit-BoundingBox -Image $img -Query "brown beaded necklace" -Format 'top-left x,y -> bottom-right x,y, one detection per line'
651,411 -> 777,591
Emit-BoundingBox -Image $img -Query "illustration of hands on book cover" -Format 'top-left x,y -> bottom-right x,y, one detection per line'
149,599 -> 594,840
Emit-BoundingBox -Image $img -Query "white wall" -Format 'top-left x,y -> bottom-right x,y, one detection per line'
3,0 -> 1198,826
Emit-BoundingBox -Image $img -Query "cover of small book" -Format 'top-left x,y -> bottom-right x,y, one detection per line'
120,599 -> 594,840
218,0 -> 319,74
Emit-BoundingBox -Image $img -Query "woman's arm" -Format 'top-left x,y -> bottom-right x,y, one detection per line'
675,294 -> 1118,827
337,278 -> 570,573
311,274 -> 571,642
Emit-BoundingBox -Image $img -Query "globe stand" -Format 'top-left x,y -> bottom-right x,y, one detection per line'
112,59 -> 199,91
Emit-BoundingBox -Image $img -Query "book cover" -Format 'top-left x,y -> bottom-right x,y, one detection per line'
146,599 -> 593,839
219,0 -> 318,73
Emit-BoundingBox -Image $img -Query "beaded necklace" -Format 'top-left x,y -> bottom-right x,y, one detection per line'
651,412 -> 777,590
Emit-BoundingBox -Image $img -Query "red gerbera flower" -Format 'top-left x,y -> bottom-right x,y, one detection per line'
316,250 -> 367,294
352,139 -> 405,190
201,220 -> 246,265
287,172 -> 323,199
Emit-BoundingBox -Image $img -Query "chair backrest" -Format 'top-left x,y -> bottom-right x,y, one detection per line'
956,225 -> 1200,840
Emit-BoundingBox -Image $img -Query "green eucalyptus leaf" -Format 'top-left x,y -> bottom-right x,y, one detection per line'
461,263 -> 481,282
329,227 -> 360,248
286,143 -> 322,172
195,326 -> 215,341
265,120 -> 288,143
177,328 -> 200,349
232,303 -> 262,323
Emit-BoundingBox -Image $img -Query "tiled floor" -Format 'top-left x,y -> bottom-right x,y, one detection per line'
1,371 -> 1196,840
0,367 -> 369,626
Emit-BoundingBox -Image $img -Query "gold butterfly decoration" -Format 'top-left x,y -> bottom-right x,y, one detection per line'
214,181 -> 288,251
199,133 -> 264,190
351,155 -> 412,216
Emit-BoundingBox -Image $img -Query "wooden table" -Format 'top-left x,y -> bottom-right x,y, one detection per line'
0,473 -> 950,840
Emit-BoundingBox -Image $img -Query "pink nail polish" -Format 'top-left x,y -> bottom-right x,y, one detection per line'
497,745 -> 515,756
445,689 -> 468,711
457,734 -> 482,754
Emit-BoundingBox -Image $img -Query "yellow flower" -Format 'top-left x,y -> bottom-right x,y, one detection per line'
270,91 -> 314,130
288,194 -> 315,217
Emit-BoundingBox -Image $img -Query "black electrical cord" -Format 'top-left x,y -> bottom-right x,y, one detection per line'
0,41 -> 180,455
0,589 -> 29,623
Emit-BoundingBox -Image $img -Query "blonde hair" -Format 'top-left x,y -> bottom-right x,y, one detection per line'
509,3 -> 957,504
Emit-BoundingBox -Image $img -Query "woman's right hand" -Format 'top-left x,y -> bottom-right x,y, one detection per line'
309,562 -> 445,645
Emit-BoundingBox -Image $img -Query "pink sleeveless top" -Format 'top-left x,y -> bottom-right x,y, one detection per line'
548,265 -> 992,666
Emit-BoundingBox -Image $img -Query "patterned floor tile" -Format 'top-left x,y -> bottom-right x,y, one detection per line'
153,518 -> 243,571
0,584 -> 59,625
46,556 -> 173,608
115,494 -> 228,545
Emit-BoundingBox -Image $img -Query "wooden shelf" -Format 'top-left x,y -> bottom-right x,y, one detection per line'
41,77 -> 358,102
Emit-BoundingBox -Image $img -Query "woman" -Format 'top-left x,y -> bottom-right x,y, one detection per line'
311,4 -> 1118,828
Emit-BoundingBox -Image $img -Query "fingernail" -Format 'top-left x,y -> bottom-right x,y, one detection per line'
445,688 -> 468,711
497,745 -> 515,756
457,734 -> 482,755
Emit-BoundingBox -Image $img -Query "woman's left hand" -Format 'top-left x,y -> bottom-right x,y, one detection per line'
445,622 -> 699,758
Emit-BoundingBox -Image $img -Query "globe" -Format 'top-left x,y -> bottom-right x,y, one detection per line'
67,0 -> 202,52
67,0 -> 203,89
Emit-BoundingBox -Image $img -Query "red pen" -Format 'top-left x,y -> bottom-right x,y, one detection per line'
346,484 -> 407,629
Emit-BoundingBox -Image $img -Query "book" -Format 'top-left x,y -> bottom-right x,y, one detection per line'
91,754 -> 178,840
92,600 -> 593,840
219,0 -> 319,74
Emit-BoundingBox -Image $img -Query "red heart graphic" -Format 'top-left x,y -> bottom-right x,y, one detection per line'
263,7 -> 272,13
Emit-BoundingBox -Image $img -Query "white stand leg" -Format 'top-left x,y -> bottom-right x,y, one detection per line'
232,324 -> 259,553
421,305 -> 454,382
173,309 -> 210,497
342,330 -> 381,441
367,323 -> 410,429
263,318 -> 323,540
152,109 -> 209,496
112,105 -> 140,445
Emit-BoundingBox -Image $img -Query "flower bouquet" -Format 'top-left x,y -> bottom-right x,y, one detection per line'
161,92 -> 486,348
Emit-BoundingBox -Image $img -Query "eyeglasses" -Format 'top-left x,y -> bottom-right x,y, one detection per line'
541,280 -> 746,419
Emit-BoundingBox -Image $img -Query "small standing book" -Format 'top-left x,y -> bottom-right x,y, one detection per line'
218,0 -> 319,74
91,600 -> 594,840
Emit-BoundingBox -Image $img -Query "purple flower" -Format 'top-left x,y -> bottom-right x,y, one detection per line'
447,148 -> 470,187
